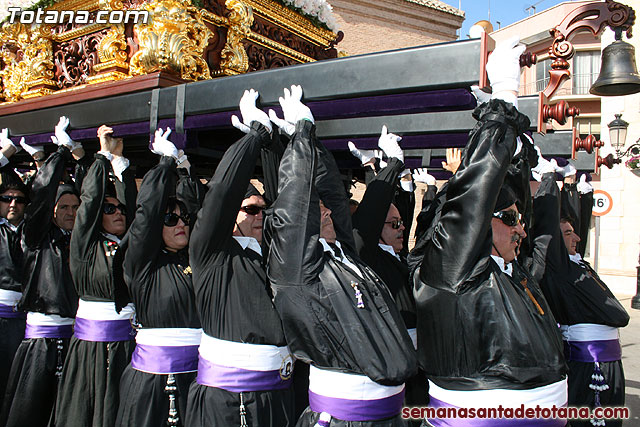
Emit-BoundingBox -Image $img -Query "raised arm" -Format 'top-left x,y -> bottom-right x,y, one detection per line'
266,85 -> 323,287
529,171 -> 566,281
70,154 -> 109,260
266,119 -> 323,288
314,136 -> 356,252
175,165 -> 206,216
352,157 -> 404,250
124,154 -> 177,288
114,160 -> 137,230
417,99 -> 528,292
260,131 -> 286,205
23,145 -> 72,248
191,89 -> 272,261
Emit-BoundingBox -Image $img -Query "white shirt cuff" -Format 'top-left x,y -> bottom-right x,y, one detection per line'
111,156 -> 130,181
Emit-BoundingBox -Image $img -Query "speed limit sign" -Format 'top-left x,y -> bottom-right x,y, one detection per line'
592,190 -> 613,216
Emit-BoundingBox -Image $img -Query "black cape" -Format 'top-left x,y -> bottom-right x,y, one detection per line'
186,122 -> 294,427
413,100 -> 566,391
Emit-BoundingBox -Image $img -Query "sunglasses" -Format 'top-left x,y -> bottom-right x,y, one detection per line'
384,219 -> 404,229
164,212 -> 189,227
240,205 -> 265,216
103,203 -> 126,216
0,195 -> 27,204
493,210 -> 524,227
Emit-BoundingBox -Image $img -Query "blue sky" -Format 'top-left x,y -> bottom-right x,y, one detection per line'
439,0 -> 578,39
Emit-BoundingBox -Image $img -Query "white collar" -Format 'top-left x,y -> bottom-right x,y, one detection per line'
568,252 -> 583,265
319,238 -> 343,259
102,232 -> 121,245
378,243 -> 400,260
233,236 -> 262,256
0,217 -> 18,232
319,238 -> 364,279
490,255 -> 513,277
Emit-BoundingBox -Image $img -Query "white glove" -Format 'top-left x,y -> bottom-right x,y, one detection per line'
268,109 -> 296,136
231,115 -> 251,134
377,125 -> 403,163
52,116 -> 76,149
486,36 -> 525,106
412,168 -> 436,186
531,146 -> 556,181
470,85 -> 491,104
279,85 -> 314,125
347,141 -> 382,166
577,174 -> 593,194
555,160 -> 577,177
20,139 -> 44,157
151,128 -> 178,159
232,89 -> 272,133
0,128 -> 20,152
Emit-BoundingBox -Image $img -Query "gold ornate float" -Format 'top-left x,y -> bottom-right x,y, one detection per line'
0,0 -> 341,104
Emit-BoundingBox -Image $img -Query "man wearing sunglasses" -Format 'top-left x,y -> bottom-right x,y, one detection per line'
0,135 -> 29,405
531,169 -> 628,427
187,89 -> 295,427
2,117 -> 84,427
412,38 -> 566,426
0,192 -> 27,230
56,124 -> 138,427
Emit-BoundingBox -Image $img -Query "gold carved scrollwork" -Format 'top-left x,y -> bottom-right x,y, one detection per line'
130,0 -> 213,81
87,24 -> 130,85
0,23 -> 56,102
98,0 -> 125,10
218,0 -> 253,76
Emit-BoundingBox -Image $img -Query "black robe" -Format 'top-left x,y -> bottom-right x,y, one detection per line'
0,219 -> 25,404
413,101 -> 566,394
56,154 -> 137,427
186,122 -> 295,427
118,156 -> 201,427
264,120 -> 416,426
351,158 -> 426,414
531,172 -> 629,427
1,146 -> 79,427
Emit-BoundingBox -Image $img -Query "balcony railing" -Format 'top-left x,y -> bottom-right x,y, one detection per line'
519,72 -> 599,96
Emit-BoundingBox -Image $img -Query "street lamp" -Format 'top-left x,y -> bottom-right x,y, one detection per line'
608,114 -> 629,155
604,114 -> 640,310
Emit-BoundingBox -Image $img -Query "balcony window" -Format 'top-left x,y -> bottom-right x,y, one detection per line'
535,59 -> 551,92
573,51 -> 600,95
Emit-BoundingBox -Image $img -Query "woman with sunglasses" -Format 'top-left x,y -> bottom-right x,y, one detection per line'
55,124 -> 137,427
117,127 -> 202,427
350,127 -> 426,420
186,90 -> 295,427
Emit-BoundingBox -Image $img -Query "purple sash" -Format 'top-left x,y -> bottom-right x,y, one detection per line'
564,340 -> 622,363
0,303 -> 25,319
131,344 -> 199,374
426,396 -> 567,426
74,317 -> 134,342
308,389 -> 405,422
25,323 -> 73,339
196,355 -> 292,392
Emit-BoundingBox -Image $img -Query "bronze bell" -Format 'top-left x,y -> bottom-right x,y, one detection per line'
590,39 -> 640,96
